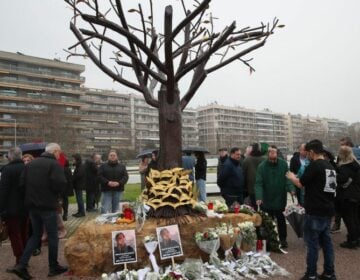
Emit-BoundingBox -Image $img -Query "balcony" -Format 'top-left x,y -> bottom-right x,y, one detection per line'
0,80 -> 85,96
0,94 -> 83,107
0,64 -> 84,82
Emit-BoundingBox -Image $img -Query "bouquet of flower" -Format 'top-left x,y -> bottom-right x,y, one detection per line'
215,223 -> 240,262
239,204 -> 256,216
144,235 -> 159,273
238,222 -> 257,252
213,200 -> 228,213
194,229 -> 220,265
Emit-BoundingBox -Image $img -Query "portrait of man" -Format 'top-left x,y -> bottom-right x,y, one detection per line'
112,230 -> 137,264
156,225 -> 183,260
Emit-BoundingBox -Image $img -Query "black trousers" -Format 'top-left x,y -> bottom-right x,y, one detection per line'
86,190 -> 96,210
262,207 -> 287,241
61,195 -> 69,218
339,199 -> 360,242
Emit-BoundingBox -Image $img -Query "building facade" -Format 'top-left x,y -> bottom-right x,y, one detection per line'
80,88 -> 132,157
0,50 -> 85,155
197,104 -> 289,154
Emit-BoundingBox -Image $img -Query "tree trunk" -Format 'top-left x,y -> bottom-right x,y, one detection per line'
157,87 -> 182,170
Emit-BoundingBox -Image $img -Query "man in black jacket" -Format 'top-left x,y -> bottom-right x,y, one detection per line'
0,147 -> 27,267
217,147 -> 245,207
84,153 -> 101,212
99,150 -> 129,213
12,143 -> 68,280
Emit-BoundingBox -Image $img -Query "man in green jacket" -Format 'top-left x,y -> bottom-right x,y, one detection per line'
255,145 -> 295,249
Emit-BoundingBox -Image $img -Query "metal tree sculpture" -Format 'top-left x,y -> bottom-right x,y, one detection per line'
66,0 -> 280,170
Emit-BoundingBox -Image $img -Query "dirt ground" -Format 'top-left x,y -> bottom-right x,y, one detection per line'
0,224 -> 359,280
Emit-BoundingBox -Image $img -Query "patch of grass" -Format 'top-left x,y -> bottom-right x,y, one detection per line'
124,183 -> 142,201
68,184 -> 142,204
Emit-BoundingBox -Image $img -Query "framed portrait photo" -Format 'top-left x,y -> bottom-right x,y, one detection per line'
112,230 -> 137,265
156,224 -> 183,260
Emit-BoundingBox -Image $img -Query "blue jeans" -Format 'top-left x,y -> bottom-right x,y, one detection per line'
19,209 -> 59,268
75,189 -> 85,214
304,214 -> 335,276
196,179 -> 207,202
101,191 -> 123,213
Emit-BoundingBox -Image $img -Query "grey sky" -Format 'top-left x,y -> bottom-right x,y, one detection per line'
1,0 -> 359,123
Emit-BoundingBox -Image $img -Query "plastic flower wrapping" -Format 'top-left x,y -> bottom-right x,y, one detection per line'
283,204 -> 305,216
143,235 -> 159,273
213,200 -> 228,213
215,223 -> 239,262
100,253 -> 290,279
194,229 -> 220,265
238,222 -> 257,251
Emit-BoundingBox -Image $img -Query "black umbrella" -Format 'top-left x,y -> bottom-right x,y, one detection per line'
285,211 -> 305,238
182,146 -> 209,154
19,142 -> 46,158
284,201 -> 305,238
136,149 -> 157,159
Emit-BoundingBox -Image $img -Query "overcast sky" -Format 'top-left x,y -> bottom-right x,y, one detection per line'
1,0 -> 359,123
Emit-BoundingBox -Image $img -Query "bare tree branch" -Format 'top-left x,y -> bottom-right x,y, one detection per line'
81,14 -> 167,73
171,0 -> 211,40
138,3 -> 147,47
70,22 -> 145,95
164,5 -> 175,103
144,33 -> 159,86
79,28 -> 166,84
206,40 -> 265,74
175,21 -> 236,81
181,62 -> 207,110
176,12 -> 191,75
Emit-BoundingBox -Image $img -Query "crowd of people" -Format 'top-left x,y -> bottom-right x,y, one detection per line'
0,144 -> 129,279
215,137 -> 360,280
1,137 -> 360,280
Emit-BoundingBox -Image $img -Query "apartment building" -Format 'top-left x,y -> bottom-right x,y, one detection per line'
80,88 -> 132,157
0,50 -> 85,155
197,104 -> 289,154
323,118 -> 349,151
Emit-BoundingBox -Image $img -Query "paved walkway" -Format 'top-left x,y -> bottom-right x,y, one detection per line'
64,204 -> 99,238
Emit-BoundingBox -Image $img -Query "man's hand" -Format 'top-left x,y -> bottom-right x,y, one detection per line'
286,171 -> 296,180
108,181 -> 119,187
256,200 -> 263,206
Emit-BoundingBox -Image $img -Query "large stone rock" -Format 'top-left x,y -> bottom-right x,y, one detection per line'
64,213 -> 261,277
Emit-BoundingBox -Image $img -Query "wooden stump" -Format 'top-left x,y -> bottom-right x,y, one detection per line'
64,213 -> 261,277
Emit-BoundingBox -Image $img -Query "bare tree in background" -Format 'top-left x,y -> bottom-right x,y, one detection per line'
65,0 -> 282,169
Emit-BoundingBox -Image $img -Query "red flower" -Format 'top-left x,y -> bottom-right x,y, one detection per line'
203,232 -> 209,239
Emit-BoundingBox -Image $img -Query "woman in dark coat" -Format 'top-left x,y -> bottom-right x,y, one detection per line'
72,153 -> 86,217
59,155 -> 73,221
336,145 -> 360,248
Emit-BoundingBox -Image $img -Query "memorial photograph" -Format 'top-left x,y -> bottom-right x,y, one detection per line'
156,225 -> 183,260
112,230 -> 137,265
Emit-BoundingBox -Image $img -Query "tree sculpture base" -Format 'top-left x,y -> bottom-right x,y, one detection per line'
64,213 -> 261,277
